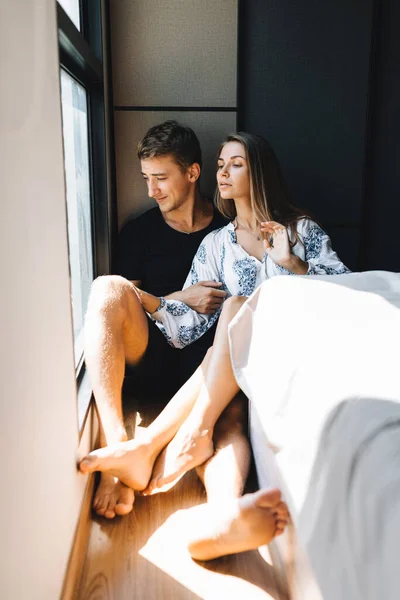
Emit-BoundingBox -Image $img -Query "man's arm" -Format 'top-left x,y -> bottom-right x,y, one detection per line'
166,281 -> 227,314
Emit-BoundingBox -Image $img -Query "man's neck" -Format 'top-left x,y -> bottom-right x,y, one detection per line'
163,190 -> 213,233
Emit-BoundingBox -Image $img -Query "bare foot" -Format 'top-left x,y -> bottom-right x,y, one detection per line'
143,426 -> 214,495
79,436 -> 157,491
92,473 -> 135,519
184,488 -> 290,560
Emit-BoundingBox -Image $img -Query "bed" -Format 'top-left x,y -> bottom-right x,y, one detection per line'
229,271 -> 400,600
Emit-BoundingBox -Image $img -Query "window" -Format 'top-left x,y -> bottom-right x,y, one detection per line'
57,1 -> 114,423
60,71 -> 93,366
58,0 -> 81,30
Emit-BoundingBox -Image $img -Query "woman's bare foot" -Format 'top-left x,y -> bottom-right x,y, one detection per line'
93,473 -> 135,519
79,436 -> 158,491
184,488 -> 290,560
143,426 -> 214,495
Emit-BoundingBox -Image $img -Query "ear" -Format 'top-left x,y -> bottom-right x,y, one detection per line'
188,163 -> 201,183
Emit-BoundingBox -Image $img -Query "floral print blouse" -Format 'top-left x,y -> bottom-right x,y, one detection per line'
150,219 -> 350,349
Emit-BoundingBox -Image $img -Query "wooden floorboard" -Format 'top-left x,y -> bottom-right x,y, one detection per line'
78,402 -> 288,600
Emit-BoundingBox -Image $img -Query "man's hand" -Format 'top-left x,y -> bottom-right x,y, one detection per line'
167,281 -> 227,314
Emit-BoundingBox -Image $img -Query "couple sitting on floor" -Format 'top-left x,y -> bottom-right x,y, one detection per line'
79,120 -> 349,560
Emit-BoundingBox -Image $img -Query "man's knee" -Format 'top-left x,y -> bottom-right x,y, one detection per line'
87,275 -> 139,317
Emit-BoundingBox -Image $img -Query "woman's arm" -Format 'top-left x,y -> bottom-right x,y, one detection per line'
131,284 -> 162,314
277,255 -> 309,274
149,233 -> 227,349
261,219 -> 350,276
300,220 -> 351,275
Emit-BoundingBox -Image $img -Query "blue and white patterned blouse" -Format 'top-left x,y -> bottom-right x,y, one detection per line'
150,218 -> 350,349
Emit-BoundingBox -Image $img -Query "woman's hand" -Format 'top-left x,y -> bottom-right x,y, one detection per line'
261,221 -> 309,274
131,283 -> 162,314
261,221 -> 291,267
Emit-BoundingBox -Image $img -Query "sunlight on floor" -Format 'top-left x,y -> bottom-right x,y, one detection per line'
139,509 -> 280,600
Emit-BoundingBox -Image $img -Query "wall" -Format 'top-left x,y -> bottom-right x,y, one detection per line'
0,1 -> 89,597
239,0 -> 400,272
109,0 -> 239,227
239,0 -> 374,270
110,0 -> 400,272
360,0 -> 400,271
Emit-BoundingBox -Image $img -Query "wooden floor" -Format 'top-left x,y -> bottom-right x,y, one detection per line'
77,402 -> 289,600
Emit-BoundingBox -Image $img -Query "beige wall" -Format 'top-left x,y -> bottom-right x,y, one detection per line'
115,110 -> 237,225
0,1 -> 89,597
0,2 -> 238,595
109,0 -> 238,226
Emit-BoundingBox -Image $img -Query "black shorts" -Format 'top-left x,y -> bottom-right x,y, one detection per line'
124,316 -> 218,401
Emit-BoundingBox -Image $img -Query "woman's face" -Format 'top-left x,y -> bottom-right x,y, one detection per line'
217,141 -> 250,202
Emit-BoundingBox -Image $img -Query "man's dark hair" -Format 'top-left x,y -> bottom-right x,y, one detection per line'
137,120 -> 202,170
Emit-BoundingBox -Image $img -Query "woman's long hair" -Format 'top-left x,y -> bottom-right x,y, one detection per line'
214,132 -> 311,244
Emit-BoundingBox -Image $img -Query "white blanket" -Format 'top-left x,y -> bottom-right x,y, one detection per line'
229,271 -> 400,600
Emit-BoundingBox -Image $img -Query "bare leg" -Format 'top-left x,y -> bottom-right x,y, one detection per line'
145,296 -> 247,492
84,275 -> 149,518
79,347 -> 213,490
197,394 -> 251,503
186,399 -> 289,559
185,488 -> 290,561
145,391 -> 250,496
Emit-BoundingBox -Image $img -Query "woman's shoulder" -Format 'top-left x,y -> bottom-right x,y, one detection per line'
294,216 -> 326,236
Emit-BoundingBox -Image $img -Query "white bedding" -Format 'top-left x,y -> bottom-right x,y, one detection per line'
228,271 -> 400,600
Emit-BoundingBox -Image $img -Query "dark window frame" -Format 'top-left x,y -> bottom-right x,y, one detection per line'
57,1 -> 115,428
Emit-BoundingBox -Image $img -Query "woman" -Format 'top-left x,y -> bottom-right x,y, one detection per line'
80,133 -> 348,557
141,133 -> 349,351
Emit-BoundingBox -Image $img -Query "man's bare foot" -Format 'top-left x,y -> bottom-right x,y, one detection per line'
184,488 -> 290,560
143,426 -> 214,495
79,437 -> 157,491
93,473 -> 135,519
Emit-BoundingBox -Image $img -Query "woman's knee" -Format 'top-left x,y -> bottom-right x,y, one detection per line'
221,295 -> 247,318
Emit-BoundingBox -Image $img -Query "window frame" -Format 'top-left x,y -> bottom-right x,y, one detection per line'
57,1 -> 116,431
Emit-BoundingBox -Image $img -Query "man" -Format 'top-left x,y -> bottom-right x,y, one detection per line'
84,121 -> 227,519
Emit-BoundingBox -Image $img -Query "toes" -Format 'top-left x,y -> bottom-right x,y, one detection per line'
114,502 -> 133,516
273,501 -> 290,521
275,519 -> 288,535
94,493 -> 110,517
80,454 -> 100,474
115,488 -> 135,516
103,495 -> 117,519
95,504 -> 107,517
92,475 -> 134,519
253,488 -> 282,508
93,492 -> 101,510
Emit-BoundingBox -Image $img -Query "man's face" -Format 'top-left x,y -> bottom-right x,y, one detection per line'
141,154 -> 193,214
